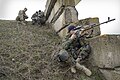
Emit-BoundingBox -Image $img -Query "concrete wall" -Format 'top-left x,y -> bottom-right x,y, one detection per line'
100,69 -> 120,80
78,17 -> 101,37
44,0 -> 101,37
89,35 -> 120,80
44,0 -> 120,80
44,0 -> 81,37
89,35 -> 120,68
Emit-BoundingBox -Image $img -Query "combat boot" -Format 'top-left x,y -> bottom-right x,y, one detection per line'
70,66 -> 76,73
75,62 -> 92,76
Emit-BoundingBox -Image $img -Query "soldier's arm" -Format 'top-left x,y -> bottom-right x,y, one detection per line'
62,33 -> 77,50
62,39 -> 73,50
62,35 -> 74,50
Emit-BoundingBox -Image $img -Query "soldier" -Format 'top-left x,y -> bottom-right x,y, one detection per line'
37,10 -> 46,25
38,10 -> 44,18
57,25 -> 92,76
16,8 -> 28,25
31,11 -> 38,25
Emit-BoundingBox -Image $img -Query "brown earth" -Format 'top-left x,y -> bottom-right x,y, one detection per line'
0,20 -> 105,80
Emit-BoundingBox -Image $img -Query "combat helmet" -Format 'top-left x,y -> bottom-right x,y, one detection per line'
24,8 -> 27,11
58,49 -> 69,62
68,25 -> 76,33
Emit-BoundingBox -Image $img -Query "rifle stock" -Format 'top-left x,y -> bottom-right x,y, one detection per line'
56,24 -> 69,34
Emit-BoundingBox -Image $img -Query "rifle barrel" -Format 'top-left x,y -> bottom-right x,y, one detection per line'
93,18 -> 115,27
80,18 -> 116,33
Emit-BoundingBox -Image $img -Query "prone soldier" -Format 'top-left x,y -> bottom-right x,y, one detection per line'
55,18 -> 115,76
57,25 -> 92,76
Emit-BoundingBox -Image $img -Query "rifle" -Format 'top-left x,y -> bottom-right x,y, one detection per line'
56,20 -> 80,34
56,23 -> 70,34
73,17 -> 116,35
56,17 -> 115,34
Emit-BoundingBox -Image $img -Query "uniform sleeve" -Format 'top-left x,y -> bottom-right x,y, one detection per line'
62,35 -> 74,50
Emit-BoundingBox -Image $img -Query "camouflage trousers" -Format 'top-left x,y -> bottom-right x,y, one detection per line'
70,44 -> 91,61
58,49 -> 92,76
61,55 -> 92,76
71,62 -> 92,76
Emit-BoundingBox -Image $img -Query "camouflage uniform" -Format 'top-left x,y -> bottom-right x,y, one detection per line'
37,10 -> 46,25
38,10 -> 44,18
31,12 -> 38,25
16,8 -> 28,25
58,26 -> 92,76
62,33 -> 90,60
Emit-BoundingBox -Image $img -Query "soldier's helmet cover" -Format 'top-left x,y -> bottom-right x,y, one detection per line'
24,8 -> 27,11
39,10 -> 41,12
36,11 -> 38,14
68,25 -> 76,33
58,49 -> 69,62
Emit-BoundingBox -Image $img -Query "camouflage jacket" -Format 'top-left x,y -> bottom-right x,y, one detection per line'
62,33 -> 90,60
18,10 -> 28,20
31,13 -> 38,20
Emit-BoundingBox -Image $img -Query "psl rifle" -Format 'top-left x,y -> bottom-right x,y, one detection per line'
73,18 -> 116,35
56,17 -> 115,34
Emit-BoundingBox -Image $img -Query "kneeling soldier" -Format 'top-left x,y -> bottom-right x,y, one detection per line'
16,8 -> 28,25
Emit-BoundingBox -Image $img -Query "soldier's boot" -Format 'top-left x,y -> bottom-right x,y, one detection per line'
76,62 -> 92,76
22,21 -> 27,25
70,66 -> 76,73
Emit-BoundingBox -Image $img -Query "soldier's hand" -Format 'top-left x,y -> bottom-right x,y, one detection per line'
70,33 -> 76,40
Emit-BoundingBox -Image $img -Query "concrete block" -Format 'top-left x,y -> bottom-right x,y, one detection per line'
100,69 -> 120,80
78,17 -> 101,37
63,0 -> 81,6
53,6 -> 78,37
89,35 -> 120,68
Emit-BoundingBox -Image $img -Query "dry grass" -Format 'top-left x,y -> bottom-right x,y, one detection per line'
0,20 -> 104,80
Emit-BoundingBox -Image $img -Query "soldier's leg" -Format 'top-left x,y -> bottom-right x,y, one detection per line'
19,15 -> 27,25
16,16 -> 21,24
37,18 -> 42,26
21,18 -> 27,25
32,19 -> 36,25
79,50 -> 89,60
75,62 -> 92,76
69,57 -> 77,73
16,16 -> 20,21
17,21 -> 21,25
79,45 -> 91,60
21,20 -> 26,25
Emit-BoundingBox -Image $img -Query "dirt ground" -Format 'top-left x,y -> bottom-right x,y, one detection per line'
0,20 -> 105,80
